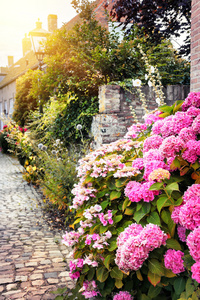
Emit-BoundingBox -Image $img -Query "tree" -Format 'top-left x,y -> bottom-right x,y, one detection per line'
13,70 -> 50,126
110,0 -> 191,57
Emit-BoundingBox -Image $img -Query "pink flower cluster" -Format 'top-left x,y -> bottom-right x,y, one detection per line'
85,231 -> 112,249
81,280 -> 100,299
124,181 -> 159,202
98,210 -> 113,226
171,184 -> 200,230
62,231 -> 80,247
182,92 -> 200,111
187,227 -> 200,283
113,291 -> 134,300
115,223 -> 168,272
69,259 -> 83,280
164,249 -> 185,274
148,168 -> 170,182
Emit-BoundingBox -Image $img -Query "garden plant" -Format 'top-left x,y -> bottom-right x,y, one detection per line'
56,91 -> 200,300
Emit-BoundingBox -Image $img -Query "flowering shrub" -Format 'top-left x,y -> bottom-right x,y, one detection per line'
59,92 -> 200,300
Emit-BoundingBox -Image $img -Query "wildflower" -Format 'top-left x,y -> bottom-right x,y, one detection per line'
51,150 -> 57,155
132,79 -> 141,87
164,249 -> 185,274
155,97 -> 161,105
76,124 -> 82,130
38,143 -> 43,149
150,65 -> 155,73
41,145 -> 47,151
62,231 -> 80,247
148,80 -> 153,87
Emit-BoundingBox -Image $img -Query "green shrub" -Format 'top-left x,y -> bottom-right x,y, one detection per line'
59,94 -> 200,299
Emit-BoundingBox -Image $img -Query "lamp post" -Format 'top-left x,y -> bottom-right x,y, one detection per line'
29,19 -> 50,113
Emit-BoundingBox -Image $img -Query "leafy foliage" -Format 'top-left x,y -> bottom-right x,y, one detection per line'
110,0 -> 191,57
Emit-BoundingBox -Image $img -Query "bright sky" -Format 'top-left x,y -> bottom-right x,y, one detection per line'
0,0 -> 77,67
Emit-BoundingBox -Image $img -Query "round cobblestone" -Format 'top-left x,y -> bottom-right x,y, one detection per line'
0,153 -> 73,299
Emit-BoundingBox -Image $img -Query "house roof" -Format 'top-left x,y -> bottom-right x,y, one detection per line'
0,51 -> 38,89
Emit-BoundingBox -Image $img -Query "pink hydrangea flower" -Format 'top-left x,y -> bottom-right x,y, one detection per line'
187,227 -> 200,262
178,127 -> 197,143
132,158 -> 144,170
177,225 -> 186,242
143,135 -> 163,152
148,168 -> 170,182
182,92 -> 200,111
113,291 -> 134,300
182,140 -> 200,163
191,262 -> 200,283
171,184 -> 200,230
115,223 -> 168,272
164,249 -> 185,274
159,136 -> 185,158
192,114 -> 200,133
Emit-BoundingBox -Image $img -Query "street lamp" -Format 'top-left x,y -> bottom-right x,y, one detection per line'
29,19 -> 51,113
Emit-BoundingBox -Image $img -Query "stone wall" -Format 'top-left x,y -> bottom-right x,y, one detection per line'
91,84 -> 190,149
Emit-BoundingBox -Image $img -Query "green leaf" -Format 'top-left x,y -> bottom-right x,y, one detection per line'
110,190 -> 121,201
96,266 -> 109,282
134,202 -> 151,223
158,105 -> 173,114
148,259 -> 165,276
115,178 -> 128,188
164,267 -> 176,278
166,238 -> 181,250
84,175 -> 93,184
97,189 -> 108,198
184,254 -> 195,270
147,270 -> 161,287
124,207 -> 135,215
174,277 -> 186,295
113,215 -> 123,223
82,264 -> 90,274
110,266 -> 123,280
147,212 -> 161,225
101,200 -> 110,210
122,198 -> 131,212
185,278 -> 195,298
100,225 -> 109,234
103,254 -> 112,269
157,196 -> 173,213
148,285 -> 162,298
174,197 -> 183,206
165,182 -> 179,194
149,182 -> 163,191
108,240 -> 117,252
161,210 -> 171,224
107,179 -> 116,190
115,279 -> 123,289
87,268 -> 95,281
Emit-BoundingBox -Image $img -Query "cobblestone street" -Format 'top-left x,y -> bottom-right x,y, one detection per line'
0,153 -> 73,299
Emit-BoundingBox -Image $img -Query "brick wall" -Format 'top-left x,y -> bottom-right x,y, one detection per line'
191,0 -> 200,91
91,85 -> 190,149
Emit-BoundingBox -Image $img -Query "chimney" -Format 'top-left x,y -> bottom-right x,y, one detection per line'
8,56 -> 14,67
22,33 -> 32,56
48,14 -> 57,32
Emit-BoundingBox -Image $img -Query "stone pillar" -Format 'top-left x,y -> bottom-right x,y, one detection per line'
190,0 -> 200,92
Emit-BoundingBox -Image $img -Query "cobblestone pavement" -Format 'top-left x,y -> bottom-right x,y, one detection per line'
0,153 -> 73,299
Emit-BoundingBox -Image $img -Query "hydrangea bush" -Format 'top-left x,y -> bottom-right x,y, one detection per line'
60,92 -> 200,300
